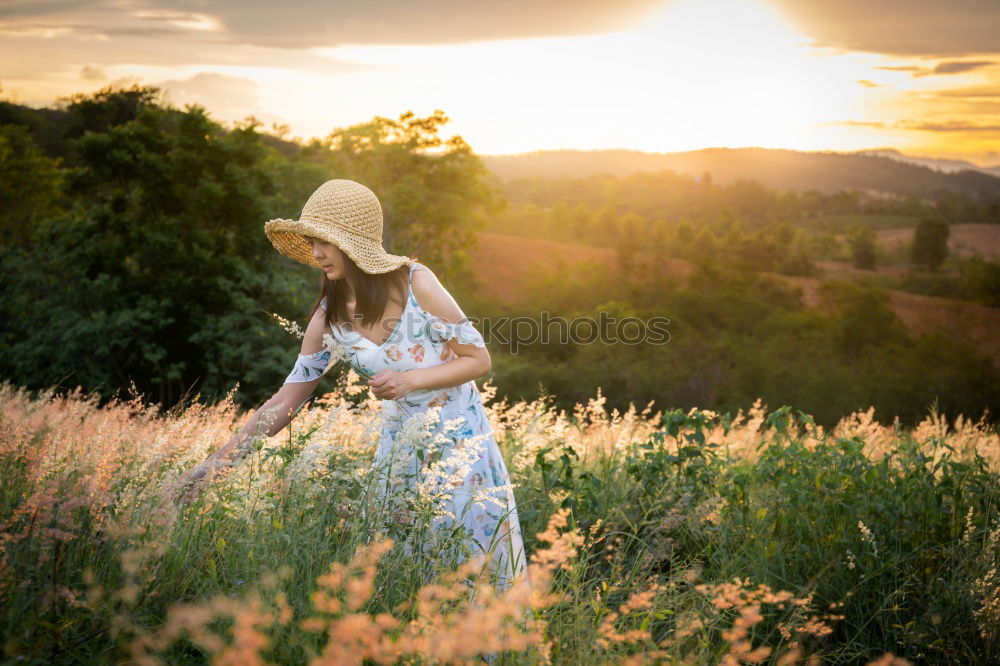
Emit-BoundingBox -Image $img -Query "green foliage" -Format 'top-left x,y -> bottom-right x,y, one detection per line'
777,232 -> 818,277
500,405 -> 1000,663
848,223 -> 877,270
615,212 -> 645,277
0,123 -> 64,248
802,214 -> 917,234
911,215 -> 951,271
496,262 -> 1000,429
957,255 -> 1000,307
713,426 -> 1000,662
63,84 -> 161,135
0,94 -> 307,407
2,378 -> 999,663
307,110 -> 504,283
818,280 -> 906,354
0,88 -> 501,411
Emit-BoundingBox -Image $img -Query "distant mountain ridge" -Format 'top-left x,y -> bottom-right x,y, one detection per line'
850,148 -> 1000,178
479,147 -> 1000,200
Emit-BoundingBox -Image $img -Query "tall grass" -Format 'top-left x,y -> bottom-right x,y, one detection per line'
1,374 -> 997,664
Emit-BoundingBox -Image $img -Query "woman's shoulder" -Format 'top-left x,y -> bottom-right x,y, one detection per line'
408,262 -> 469,322
407,260 -> 430,274
407,261 -> 441,298
406,261 -> 438,295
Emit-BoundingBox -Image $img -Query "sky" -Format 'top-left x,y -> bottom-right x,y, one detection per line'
1,0 -> 999,166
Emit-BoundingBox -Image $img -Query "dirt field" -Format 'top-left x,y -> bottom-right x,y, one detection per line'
469,231 -> 694,305
472,231 -> 1000,368
877,223 -> 1000,260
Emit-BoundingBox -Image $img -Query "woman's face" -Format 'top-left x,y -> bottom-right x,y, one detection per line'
309,237 -> 346,279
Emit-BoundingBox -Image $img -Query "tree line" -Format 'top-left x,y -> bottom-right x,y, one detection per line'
0,85 -> 499,408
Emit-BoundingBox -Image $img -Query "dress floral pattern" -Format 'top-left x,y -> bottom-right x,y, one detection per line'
284,262 -> 526,590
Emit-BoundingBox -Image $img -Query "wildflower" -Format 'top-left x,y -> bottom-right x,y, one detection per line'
962,506 -> 975,544
268,312 -> 305,338
858,520 -> 878,556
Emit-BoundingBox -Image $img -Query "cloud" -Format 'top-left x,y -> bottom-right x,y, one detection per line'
827,118 -> 1000,133
856,80 -> 880,88
79,64 -> 104,81
826,119 -> 887,129
0,0 -> 205,38
762,0 -> 1000,57
5,1 -> 998,64
925,60 -> 995,75
132,10 -> 222,32
154,72 -> 274,121
0,23 -> 377,83
2,0 -> 669,49
872,60 -> 996,79
894,119 -> 1000,132
0,0 -> 112,19
934,86 -> 1000,98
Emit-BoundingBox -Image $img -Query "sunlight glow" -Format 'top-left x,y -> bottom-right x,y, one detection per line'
3,0 -> 997,161
300,0 -> 885,153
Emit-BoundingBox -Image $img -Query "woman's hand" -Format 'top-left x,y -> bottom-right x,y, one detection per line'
173,459 -> 227,506
368,369 -> 418,400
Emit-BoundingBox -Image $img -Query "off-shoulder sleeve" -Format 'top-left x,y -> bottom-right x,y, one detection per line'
424,317 -> 486,348
284,349 -> 332,383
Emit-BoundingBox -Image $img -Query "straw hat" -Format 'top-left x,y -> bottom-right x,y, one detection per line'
264,179 -> 413,274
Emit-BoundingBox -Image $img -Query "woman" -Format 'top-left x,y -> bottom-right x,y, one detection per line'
176,179 -> 526,591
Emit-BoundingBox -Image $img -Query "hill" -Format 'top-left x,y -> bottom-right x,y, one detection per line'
479,147 -> 1000,201
852,148 -> 1000,178
469,230 -> 1000,369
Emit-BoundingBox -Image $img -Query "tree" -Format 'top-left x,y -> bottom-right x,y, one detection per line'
911,215 -> 950,271
0,124 -> 63,248
779,236 -> 817,277
615,212 -> 645,278
675,221 -> 695,245
818,280 -> 906,356
59,84 -> 160,135
848,224 -> 877,270
315,110 -> 503,283
0,87 -> 308,408
692,226 -> 719,265
569,202 -> 592,240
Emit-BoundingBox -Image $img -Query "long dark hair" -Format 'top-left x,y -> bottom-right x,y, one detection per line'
314,252 -> 417,336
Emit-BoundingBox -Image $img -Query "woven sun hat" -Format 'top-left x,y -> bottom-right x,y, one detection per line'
264,179 -> 413,274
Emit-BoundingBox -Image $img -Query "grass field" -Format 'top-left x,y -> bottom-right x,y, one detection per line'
1,375 -> 998,664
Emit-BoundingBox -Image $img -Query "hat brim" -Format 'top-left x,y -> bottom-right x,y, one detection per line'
264,218 -> 412,274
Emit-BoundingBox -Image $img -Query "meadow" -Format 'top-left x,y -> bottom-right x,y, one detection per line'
1,371 -> 998,665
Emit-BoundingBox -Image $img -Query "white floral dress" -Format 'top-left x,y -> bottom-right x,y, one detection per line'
285,262 -> 526,591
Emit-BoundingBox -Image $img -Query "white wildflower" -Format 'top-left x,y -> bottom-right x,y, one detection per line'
269,312 -> 305,338
416,431 -> 490,513
322,333 -> 348,365
963,506 -> 975,544
858,520 -> 878,556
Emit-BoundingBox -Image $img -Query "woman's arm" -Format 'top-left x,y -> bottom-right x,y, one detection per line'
201,379 -> 319,468
176,306 -> 328,501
